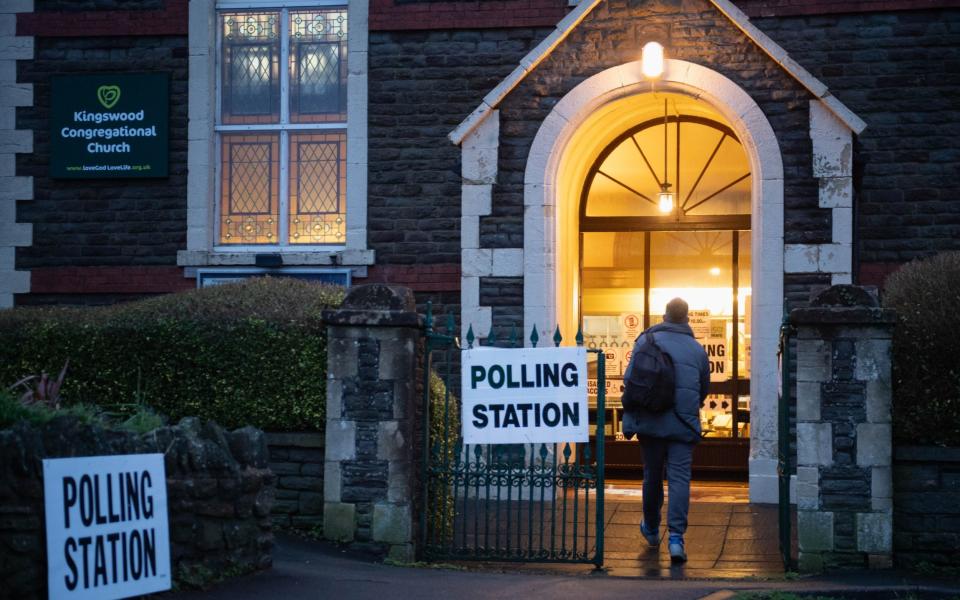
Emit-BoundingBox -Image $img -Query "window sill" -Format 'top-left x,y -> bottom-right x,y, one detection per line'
177,248 -> 375,268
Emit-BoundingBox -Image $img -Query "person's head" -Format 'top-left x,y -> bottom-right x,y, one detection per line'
664,297 -> 689,324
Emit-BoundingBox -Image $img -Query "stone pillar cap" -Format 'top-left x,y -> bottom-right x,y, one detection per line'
790,284 -> 896,326
322,284 -> 422,327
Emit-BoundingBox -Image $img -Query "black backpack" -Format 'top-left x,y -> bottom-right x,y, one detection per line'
620,332 -> 676,413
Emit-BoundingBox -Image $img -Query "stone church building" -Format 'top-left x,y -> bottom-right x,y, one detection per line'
1,0 -> 957,501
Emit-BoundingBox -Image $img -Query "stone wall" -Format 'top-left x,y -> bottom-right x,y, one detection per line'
477,0 -> 827,333
15,35 -> 188,271
266,432 -> 325,531
322,284 -> 423,561
367,28 -> 552,270
893,446 -> 960,569
791,285 -> 896,572
754,8 -> 960,277
0,416 -> 274,599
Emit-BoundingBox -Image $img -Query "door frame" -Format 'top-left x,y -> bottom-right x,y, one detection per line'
522,59 -> 785,503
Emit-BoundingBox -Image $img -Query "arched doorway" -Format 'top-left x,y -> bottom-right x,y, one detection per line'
578,93 -> 752,476
523,59 -> 785,502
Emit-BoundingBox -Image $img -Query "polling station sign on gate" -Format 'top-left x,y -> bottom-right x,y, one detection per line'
461,347 -> 589,444
43,453 -> 171,600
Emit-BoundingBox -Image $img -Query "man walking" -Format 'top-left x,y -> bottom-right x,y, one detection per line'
621,297 -> 710,562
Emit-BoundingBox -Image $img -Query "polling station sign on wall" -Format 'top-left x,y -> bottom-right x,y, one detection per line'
43,453 -> 171,599
462,347 -> 588,444
50,73 -> 169,178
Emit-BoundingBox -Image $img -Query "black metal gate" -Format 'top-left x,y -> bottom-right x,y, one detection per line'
419,303 -> 605,567
778,311 -> 795,571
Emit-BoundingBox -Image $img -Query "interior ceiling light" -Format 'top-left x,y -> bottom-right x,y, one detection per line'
657,98 -> 674,214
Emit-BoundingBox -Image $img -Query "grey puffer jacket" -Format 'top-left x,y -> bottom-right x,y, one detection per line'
620,321 -> 710,444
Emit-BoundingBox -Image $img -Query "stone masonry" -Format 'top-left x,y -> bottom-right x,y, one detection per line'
791,284 -> 896,572
15,35 -> 188,271
0,416 -> 275,599
893,445 -> 960,569
266,432 -> 325,531
322,284 -> 422,561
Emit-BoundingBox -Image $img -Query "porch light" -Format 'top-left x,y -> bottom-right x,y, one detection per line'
642,41 -> 664,78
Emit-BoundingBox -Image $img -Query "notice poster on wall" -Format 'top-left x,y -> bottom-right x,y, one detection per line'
703,338 -> 727,380
43,454 -> 171,600
461,347 -> 588,444
50,73 -> 169,178
689,310 -> 711,339
619,313 -> 642,341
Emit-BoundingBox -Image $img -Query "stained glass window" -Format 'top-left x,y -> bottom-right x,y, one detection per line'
221,12 -> 280,124
289,132 -> 346,244
290,9 -> 348,122
220,133 -> 280,244
216,7 -> 349,246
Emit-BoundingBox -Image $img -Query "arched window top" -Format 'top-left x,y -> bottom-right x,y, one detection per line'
581,113 -> 751,229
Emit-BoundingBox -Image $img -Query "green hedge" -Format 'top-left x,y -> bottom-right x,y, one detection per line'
0,277 -> 344,431
427,371 -> 460,540
883,252 -> 960,447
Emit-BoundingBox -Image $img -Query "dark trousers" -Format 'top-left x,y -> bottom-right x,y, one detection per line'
640,438 -> 695,536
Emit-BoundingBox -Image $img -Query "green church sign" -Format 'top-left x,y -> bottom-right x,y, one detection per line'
50,73 -> 169,178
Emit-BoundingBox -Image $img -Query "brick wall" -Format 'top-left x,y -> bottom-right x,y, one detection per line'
20,1 -> 187,37
370,0 -> 567,31
753,8 -> 960,279
367,0 -> 960,32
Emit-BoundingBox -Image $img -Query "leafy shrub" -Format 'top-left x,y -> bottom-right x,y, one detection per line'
427,371 -> 460,541
0,389 -> 104,429
883,252 -> 960,446
0,277 -> 344,431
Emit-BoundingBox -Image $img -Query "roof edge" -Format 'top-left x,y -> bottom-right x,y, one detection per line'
709,0 -> 866,134
448,0 -> 605,145
449,0 -> 866,146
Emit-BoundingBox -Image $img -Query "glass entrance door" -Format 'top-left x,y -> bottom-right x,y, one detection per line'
581,229 -> 752,473
577,94 -> 754,475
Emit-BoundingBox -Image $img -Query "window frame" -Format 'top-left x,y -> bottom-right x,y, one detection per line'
215,3 -> 348,250
181,0 -> 371,268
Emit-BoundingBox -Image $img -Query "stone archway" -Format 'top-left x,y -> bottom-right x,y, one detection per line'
522,59 -> 785,503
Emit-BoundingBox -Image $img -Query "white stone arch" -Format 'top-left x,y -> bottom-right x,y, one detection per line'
522,59 -> 785,503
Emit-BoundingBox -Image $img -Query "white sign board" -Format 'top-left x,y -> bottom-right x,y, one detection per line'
462,347 -> 588,444
43,453 -> 171,600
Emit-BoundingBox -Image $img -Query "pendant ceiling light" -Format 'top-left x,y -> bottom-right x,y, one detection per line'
658,98 -> 674,214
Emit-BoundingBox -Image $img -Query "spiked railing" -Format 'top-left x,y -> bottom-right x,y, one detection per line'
420,306 -> 605,568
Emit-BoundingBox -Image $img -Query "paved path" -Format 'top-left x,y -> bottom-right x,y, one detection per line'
170,534 -> 960,600
170,483 -> 957,599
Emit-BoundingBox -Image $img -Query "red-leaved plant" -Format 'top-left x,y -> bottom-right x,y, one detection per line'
9,360 -> 69,410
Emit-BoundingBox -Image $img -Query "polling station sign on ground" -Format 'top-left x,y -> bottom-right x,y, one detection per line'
43,453 -> 171,600
462,347 -> 589,444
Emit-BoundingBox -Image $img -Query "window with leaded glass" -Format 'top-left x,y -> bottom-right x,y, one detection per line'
217,6 -> 348,246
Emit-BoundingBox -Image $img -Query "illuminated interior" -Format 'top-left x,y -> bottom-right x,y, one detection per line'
564,92 -> 752,444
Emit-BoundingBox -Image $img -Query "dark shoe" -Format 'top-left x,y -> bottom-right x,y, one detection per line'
639,521 -> 659,547
668,534 -> 686,562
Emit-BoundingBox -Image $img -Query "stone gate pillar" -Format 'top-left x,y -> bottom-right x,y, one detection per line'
791,285 -> 896,571
322,284 -> 422,561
